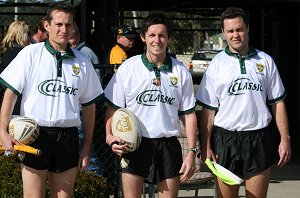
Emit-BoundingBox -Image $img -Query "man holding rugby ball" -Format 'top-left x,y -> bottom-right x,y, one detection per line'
0,2 -> 103,197
104,11 -> 198,197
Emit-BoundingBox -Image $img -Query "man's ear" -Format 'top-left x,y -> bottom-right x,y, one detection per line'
44,21 -> 50,32
140,34 -> 145,42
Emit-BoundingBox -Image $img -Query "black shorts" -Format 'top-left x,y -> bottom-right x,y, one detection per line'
21,126 -> 79,173
212,125 -> 279,178
121,136 -> 182,184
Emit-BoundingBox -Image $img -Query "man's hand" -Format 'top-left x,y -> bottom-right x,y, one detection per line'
180,152 -> 196,182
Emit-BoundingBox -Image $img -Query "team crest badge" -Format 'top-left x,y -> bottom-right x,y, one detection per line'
169,76 -> 178,87
72,65 -> 80,76
256,63 -> 265,72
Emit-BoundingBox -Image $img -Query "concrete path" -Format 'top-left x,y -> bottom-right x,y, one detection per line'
177,161 -> 300,198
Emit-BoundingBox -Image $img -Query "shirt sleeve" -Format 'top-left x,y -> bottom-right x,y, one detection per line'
179,70 -> 196,114
195,60 -> 219,110
266,57 -> 286,104
79,61 -> 104,105
104,68 -> 126,108
0,48 -> 30,96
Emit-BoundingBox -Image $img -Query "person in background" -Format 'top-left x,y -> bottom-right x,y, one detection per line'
196,7 -> 291,198
0,20 -> 30,115
0,20 -> 30,68
126,35 -> 145,58
0,2 -> 103,197
30,17 -> 48,44
69,23 -> 101,174
104,11 -> 197,197
69,24 -> 100,64
106,24 -> 138,65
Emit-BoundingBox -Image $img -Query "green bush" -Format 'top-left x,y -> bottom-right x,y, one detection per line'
0,155 -> 111,197
73,171 -> 111,197
0,155 -> 23,197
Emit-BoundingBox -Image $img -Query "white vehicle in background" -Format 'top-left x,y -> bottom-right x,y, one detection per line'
189,50 -> 220,79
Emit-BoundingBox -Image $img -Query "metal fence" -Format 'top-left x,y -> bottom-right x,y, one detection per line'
0,4 -> 48,39
92,65 -> 119,196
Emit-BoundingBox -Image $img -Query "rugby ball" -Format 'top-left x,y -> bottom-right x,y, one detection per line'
111,108 -> 142,152
205,158 -> 244,185
8,117 -> 39,145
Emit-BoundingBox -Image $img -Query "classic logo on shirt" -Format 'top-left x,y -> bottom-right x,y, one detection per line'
38,79 -> 78,97
256,63 -> 265,72
228,78 -> 263,95
136,90 -> 175,106
72,65 -> 80,76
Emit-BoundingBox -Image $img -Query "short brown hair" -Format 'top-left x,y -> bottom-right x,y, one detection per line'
220,7 -> 249,29
32,17 -> 47,34
44,2 -> 75,25
140,11 -> 173,38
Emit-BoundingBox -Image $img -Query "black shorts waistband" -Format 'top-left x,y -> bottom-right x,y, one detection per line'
214,125 -> 271,135
40,126 -> 77,132
142,136 -> 177,141
142,136 -> 177,144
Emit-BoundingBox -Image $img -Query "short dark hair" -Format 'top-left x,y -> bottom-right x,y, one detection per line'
44,2 -> 75,24
220,7 -> 249,29
140,11 -> 172,38
32,17 -> 46,34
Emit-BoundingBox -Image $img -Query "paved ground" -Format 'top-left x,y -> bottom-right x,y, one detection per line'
176,161 -> 300,198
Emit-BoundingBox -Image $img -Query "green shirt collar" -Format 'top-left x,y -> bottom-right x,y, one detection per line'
141,52 -> 173,72
44,39 -> 75,77
224,45 -> 257,58
225,45 -> 257,74
44,39 -> 75,58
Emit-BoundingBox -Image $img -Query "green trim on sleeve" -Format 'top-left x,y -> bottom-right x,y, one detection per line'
81,93 -> 104,107
196,100 -> 218,110
103,97 -> 121,110
0,77 -> 21,96
178,105 -> 195,115
267,92 -> 287,105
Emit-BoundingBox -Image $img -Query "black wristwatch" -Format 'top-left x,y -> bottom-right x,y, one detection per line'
187,147 -> 199,154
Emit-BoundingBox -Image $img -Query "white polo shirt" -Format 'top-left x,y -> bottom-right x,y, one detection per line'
104,53 -> 196,138
0,40 -> 104,127
196,47 -> 286,131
